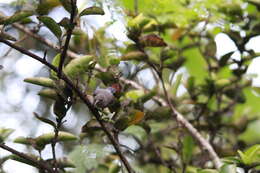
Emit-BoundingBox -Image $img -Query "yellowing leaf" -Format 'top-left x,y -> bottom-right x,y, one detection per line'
172,28 -> 184,41
128,110 -> 145,125
139,34 -> 167,47
121,51 -> 147,61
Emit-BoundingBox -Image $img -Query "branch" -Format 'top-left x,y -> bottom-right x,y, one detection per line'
0,143 -> 54,173
11,23 -> 81,58
9,22 -> 167,106
0,38 -> 135,173
58,0 -> 77,78
4,21 -> 222,168
157,72 -> 222,169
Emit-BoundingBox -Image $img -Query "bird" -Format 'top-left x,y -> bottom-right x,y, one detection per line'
93,87 -> 116,108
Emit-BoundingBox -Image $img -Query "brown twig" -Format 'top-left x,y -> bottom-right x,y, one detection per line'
2,20 -> 223,168
58,0 -> 77,78
156,72 -> 222,169
8,22 -> 167,106
0,38 -> 135,173
0,143 -> 54,173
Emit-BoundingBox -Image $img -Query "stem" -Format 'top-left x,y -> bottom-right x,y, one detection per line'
0,38 -> 135,173
157,72 -> 222,169
51,123 -> 61,172
58,0 -> 77,78
134,0 -> 138,15
7,22 -> 167,105
0,143 -> 54,173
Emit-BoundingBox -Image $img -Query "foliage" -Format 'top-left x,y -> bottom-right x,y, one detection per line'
0,0 -> 260,173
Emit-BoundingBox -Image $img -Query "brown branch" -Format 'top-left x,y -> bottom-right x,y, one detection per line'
0,143 -> 54,173
3,21 -> 222,168
0,38 -> 135,173
7,22 -> 167,106
58,0 -> 77,78
11,23 -> 81,58
157,72 -> 222,169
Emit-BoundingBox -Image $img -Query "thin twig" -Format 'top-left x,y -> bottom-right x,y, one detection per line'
0,143 -> 54,173
58,0 -> 77,78
156,71 -> 222,169
51,124 -> 60,172
0,38 -> 135,173
134,0 -> 138,15
1,21 -> 223,168
8,22 -> 167,105
11,22 -> 81,58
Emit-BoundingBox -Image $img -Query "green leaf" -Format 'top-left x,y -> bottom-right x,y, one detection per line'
234,88 -> 260,120
182,38 -> 208,83
58,17 -> 71,29
220,164 -> 236,173
50,53 -> 61,79
9,154 -> 40,167
221,156 -> 241,165
182,135 -> 195,164
239,120 -> 260,145
171,73 -> 182,97
95,72 -> 117,85
238,144 -> 260,164
14,137 -> 35,146
36,131 -> 77,148
69,144 -> 110,173
36,0 -> 61,15
0,128 -> 14,142
38,89 -> 59,100
137,90 -> 157,103
34,112 -> 56,128
127,13 -> 150,29
59,0 -> 73,13
124,125 -> 147,141
64,55 -> 94,79
79,6 -> 105,16
38,16 -> 62,38
252,87 -> 260,96
24,77 -> 56,88
146,106 -> 171,121
219,51 -> 234,67
125,90 -> 144,102
109,58 -> 120,66
163,57 -> 185,71
109,164 -> 121,173
0,10 -> 34,25
198,169 -> 219,173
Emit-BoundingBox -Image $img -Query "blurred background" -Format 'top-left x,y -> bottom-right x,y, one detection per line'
1,0 -> 260,172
